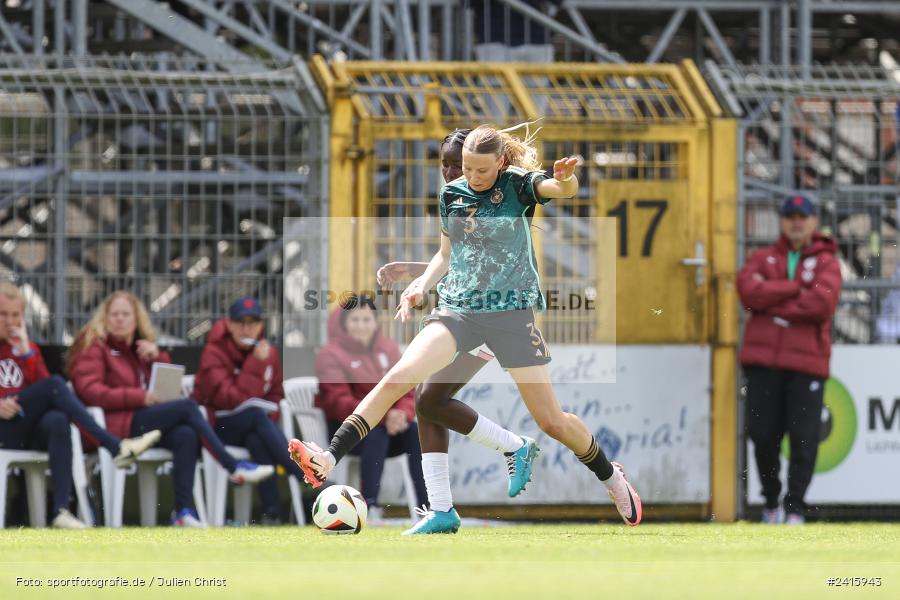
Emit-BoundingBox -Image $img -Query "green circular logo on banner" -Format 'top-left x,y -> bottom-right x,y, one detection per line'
781,377 -> 857,473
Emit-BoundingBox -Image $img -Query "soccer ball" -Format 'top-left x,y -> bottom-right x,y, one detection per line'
312,485 -> 368,534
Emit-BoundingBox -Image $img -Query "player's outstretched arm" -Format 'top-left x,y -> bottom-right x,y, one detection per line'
376,261 -> 430,287
536,156 -> 579,199
396,234 -> 451,322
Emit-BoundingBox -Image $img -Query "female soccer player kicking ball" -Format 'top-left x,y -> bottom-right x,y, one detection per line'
291,125 -> 642,528
376,129 -> 539,535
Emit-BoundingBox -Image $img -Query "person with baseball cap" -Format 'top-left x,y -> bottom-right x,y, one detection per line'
193,297 -> 306,525
737,195 -> 842,524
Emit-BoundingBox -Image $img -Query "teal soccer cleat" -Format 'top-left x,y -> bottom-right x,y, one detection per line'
402,507 -> 461,535
505,436 -> 539,498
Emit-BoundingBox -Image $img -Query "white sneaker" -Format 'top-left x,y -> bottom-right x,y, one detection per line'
172,508 -> 207,528
114,429 -> 162,468
52,508 -> 87,529
605,462 -> 642,526
229,461 -> 275,485
761,507 -> 784,524
367,505 -> 384,526
785,512 -> 806,525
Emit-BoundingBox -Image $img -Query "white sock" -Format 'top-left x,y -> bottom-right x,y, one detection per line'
466,414 -> 524,454
601,464 -> 623,489
421,453 -> 453,513
422,452 -> 453,512
324,451 -> 336,469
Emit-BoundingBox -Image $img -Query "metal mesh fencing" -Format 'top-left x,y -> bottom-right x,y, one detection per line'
712,63 -> 900,344
326,60 -> 718,345
0,54 -> 327,347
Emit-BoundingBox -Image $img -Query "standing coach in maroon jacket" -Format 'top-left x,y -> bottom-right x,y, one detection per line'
737,195 -> 842,525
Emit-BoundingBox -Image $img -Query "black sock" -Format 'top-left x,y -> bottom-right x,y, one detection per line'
327,414 -> 371,463
576,437 -> 614,481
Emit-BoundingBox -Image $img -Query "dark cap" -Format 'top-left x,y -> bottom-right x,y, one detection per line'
780,194 -> 816,217
228,297 -> 262,321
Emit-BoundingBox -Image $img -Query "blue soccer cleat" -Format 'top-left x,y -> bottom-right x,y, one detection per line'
402,507 -> 461,535
505,436 -> 539,498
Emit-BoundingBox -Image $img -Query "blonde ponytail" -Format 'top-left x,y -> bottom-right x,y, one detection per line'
498,121 -> 542,171
463,122 -> 542,172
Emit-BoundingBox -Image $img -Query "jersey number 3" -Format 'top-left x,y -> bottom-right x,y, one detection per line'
464,206 -> 478,234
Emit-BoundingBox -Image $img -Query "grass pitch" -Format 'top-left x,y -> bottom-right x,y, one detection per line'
1,523 -> 898,599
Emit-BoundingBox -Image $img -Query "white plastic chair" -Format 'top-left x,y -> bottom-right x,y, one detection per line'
183,375 -> 256,526
0,424 -> 93,528
88,406 -> 207,527
199,435 -> 253,526
281,376 -> 419,520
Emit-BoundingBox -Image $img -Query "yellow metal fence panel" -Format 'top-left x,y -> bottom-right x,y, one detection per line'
314,59 -> 733,347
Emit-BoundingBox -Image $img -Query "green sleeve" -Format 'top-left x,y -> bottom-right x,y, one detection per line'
515,170 -> 551,206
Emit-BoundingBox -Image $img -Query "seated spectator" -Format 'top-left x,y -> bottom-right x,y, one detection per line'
193,297 -> 307,525
0,282 -> 160,529
67,291 -> 274,527
315,297 -> 427,520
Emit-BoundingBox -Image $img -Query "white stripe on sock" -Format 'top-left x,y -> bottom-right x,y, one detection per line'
466,414 -> 524,454
421,453 -> 453,513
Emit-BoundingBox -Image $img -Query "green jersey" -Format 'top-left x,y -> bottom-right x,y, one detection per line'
438,165 -> 550,313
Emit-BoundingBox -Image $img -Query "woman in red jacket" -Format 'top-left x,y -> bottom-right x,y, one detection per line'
193,297 -> 307,525
0,282 -> 161,528
315,298 -> 427,515
67,291 -> 274,527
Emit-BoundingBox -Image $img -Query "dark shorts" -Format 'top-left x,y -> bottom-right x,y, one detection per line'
422,307 -> 551,369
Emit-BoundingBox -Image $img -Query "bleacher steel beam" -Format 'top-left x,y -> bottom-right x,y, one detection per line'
0,9 -> 25,54
241,0 -> 270,36
759,6 -> 770,69
441,2 -> 453,59
564,5 -> 597,44
177,0 -> 291,61
73,0 -> 87,56
32,0 -> 44,55
106,0 -> 266,68
371,0 -> 383,59
697,8 -> 738,70
418,0 -> 430,60
704,60 -> 743,118
500,0 -> 624,63
564,1 -> 781,8
52,87 -> 67,343
798,0 -> 812,79
647,8 -> 687,64
779,2 -> 791,65
106,0 -> 305,114
54,0 -> 64,54
263,0 -> 372,57
395,0 -> 417,60
67,170 -> 309,187
813,1 -> 900,13
341,3 -> 368,40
